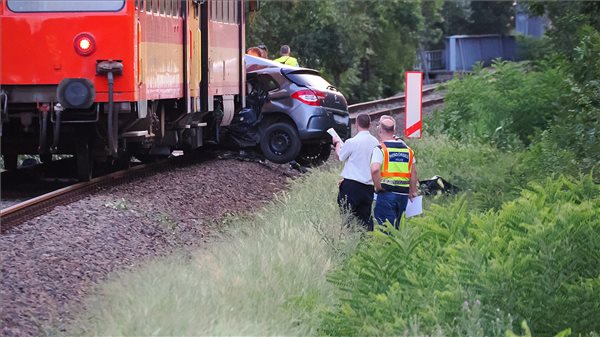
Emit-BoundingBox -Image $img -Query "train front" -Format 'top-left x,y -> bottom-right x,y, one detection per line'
0,0 -> 135,179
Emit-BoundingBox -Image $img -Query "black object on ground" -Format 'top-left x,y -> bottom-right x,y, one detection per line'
419,175 -> 459,195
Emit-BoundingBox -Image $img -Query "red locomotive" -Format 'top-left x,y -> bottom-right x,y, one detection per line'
0,0 -> 253,180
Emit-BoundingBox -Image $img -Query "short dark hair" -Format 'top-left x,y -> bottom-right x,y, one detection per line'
356,113 -> 371,129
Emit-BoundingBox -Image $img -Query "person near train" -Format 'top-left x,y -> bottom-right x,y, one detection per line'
247,47 -> 263,57
257,43 -> 269,58
331,113 -> 379,230
370,116 -> 419,229
273,45 -> 299,67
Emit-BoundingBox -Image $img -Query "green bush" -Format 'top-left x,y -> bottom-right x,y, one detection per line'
408,134 -> 523,210
516,35 -> 553,61
321,175 -> 600,336
430,61 -> 568,148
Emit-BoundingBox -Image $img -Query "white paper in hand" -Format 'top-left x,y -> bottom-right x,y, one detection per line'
405,196 -> 423,218
327,128 -> 343,144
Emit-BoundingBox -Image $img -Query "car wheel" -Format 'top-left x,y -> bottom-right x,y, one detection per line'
260,122 -> 301,164
295,143 -> 331,167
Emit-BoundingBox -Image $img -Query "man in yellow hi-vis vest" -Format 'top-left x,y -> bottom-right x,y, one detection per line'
370,116 -> 418,229
273,45 -> 299,67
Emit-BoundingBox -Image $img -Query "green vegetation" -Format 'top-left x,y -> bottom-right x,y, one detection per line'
321,175 -> 599,336
319,9 -> 599,335
247,0 -> 444,102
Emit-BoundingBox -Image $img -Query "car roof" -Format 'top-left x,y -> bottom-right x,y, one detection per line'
245,54 -> 320,76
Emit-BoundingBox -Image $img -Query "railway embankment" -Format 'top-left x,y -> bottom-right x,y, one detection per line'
0,158 -> 298,337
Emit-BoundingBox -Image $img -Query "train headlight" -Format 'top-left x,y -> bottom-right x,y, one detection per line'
74,33 -> 96,56
57,78 -> 96,109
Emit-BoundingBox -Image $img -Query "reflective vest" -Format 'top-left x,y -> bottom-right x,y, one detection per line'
379,141 -> 414,193
273,56 -> 299,67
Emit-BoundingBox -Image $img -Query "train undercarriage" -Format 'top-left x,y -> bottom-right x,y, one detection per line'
0,89 -> 219,181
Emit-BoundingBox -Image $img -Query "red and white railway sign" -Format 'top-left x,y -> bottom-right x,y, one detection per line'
404,71 -> 423,138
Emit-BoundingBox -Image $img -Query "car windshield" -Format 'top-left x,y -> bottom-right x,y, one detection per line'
7,0 -> 125,12
285,72 -> 332,90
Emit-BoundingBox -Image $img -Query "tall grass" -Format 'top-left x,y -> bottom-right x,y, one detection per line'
408,133 -> 522,210
66,165 -> 362,336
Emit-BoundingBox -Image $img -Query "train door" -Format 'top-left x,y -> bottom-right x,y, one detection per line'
187,0 -> 201,113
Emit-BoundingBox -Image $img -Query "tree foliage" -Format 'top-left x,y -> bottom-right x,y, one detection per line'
247,0 -> 442,103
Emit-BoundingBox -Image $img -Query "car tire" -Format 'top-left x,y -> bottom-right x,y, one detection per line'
260,122 -> 301,164
295,143 -> 331,167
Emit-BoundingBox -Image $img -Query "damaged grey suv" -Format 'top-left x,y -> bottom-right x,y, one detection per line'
238,55 -> 351,166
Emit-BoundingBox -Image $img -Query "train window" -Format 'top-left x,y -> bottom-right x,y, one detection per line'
233,0 -> 238,24
165,0 -> 170,16
222,0 -> 228,23
228,0 -> 234,24
210,0 -> 216,20
159,0 -> 164,14
146,0 -> 151,12
216,0 -> 222,22
7,0 -> 125,12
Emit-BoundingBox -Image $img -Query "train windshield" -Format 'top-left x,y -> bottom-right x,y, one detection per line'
7,0 -> 125,12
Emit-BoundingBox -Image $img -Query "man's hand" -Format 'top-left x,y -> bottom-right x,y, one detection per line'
408,190 -> 418,201
331,135 -> 341,145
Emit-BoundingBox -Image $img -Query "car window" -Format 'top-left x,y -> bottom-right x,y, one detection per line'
285,72 -> 331,89
259,75 -> 279,92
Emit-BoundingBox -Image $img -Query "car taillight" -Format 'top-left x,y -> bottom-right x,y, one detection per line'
74,33 -> 96,56
291,89 -> 325,106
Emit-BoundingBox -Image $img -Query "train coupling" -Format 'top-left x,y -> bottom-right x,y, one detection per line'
96,60 -> 123,158
96,60 -> 123,76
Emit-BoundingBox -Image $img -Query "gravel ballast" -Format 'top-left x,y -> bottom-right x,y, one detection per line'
0,158 -> 297,337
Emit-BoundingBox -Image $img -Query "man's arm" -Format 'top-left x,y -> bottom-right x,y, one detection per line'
337,139 -> 352,161
371,162 -> 383,192
333,139 -> 343,159
409,163 -> 418,200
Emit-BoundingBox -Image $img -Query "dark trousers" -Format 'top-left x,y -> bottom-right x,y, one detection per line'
337,179 -> 374,230
373,191 -> 409,229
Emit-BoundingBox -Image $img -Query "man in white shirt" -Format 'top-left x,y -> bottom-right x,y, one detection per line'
331,113 -> 379,230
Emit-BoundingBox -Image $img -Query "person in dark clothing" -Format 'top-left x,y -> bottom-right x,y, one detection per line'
332,113 -> 379,230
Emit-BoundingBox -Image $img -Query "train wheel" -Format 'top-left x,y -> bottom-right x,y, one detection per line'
40,153 -> 52,163
76,141 -> 93,181
3,153 -> 18,171
114,152 -> 132,170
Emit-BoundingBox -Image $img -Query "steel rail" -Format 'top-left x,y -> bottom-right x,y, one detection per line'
348,84 -> 437,116
0,161 -> 167,233
348,89 -> 444,122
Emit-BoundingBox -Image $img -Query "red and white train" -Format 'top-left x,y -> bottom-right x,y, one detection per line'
0,0 -> 256,179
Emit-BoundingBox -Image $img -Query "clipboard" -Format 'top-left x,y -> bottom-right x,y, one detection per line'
405,196 -> 423,218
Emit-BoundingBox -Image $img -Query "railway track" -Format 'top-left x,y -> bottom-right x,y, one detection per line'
348,83 -> 444,121
0,160 -> 172,233
1,87 -> 445,232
